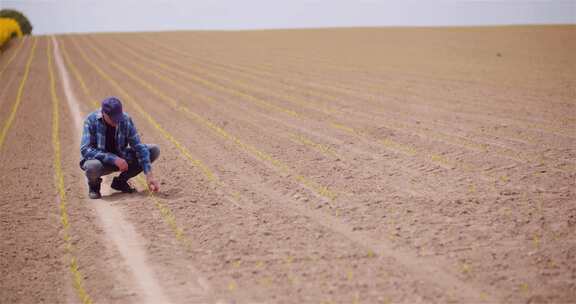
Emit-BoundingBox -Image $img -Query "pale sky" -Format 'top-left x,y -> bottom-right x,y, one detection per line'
1,0 -> 575,35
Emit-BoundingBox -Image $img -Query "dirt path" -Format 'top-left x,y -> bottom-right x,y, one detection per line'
53,36 -> 219,304
53,36 -> 175,304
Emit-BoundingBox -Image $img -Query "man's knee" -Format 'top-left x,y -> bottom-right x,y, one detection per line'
148,144 -> 160,163
83,160 -> 104,179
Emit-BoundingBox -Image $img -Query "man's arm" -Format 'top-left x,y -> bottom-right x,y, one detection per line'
126,117 -> 151,173
126,117 -> 159,191
80,117 -> 118,166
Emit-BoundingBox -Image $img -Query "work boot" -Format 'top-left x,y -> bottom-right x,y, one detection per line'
88,178 -> 102,199
111,177 -> 136,193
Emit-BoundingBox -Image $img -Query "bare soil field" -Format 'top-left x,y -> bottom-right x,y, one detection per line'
1,26 -> 575,303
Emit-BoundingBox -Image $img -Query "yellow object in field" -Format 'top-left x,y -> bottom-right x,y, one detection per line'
0,18 -> 23,47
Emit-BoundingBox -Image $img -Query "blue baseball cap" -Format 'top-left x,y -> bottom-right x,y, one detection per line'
101,97 -> 123,123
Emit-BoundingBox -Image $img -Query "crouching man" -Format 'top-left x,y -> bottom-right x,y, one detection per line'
80,96 -> 160,199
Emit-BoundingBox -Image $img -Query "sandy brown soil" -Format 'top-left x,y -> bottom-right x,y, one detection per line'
1,26 -> 575,303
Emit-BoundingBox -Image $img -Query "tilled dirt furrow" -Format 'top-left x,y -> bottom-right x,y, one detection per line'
0,38 -> 38,153
134,33 -> 575,138
0,36 -> 69,304
140,29 -> 575,132
193,59 -> 576,160
0,37 -> 27,70
0,38 -> 29,82
186,30 -> 567,131
233,59 -> 575,129
0,39 -> 32,123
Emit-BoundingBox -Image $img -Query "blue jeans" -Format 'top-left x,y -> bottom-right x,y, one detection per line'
82,144 -> 160,183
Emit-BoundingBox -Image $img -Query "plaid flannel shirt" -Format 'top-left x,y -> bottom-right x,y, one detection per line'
80,110 -> 151,174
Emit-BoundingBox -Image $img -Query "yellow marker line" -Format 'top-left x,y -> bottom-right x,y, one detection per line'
84,35 -> 106,59
48,38 -> 93,304
532,234 -> 540,248
329,121 -> 356,134
135,176 -> 191,246
0,37 -> 37,151
381,137 -> 418,157
461,262 -> 471,274
520,282 -> 529,293
227,280 -> 238,291
287,133 -> 340,159
0,36 -> 26,76
123,57 -> 198,96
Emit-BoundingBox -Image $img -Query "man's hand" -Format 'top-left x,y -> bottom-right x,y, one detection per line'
114,157 -> 129,172
146,172 -> 160,192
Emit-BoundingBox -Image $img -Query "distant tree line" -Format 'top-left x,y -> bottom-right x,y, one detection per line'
0,9 -> 32,50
